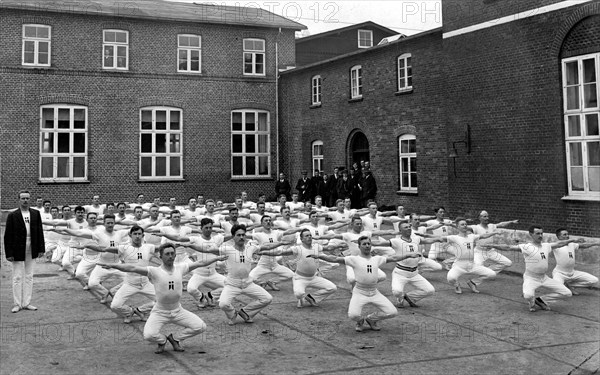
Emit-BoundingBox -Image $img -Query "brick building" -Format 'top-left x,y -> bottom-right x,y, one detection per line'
279,0 -> 600,236
0,0 -> 304,206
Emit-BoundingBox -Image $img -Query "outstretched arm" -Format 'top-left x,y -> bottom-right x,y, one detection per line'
386,252 -> 421,263
188,255 -> 229,272
180,243 -> 220,254
480,243 -> 520,251
98,263 -> 148,275
495,219 -> 519,228
307,253 -> 346,264
256,247 -> 295,257
549,238 -> 585,249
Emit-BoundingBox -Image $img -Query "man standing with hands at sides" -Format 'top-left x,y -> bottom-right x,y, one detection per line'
4,190 -> 46,313
469,211 -> 518,276
257,229 -> 343,308
99,243 -> 227,353
275,172 -> 292,200
309,236 -> 420,332
480,226 -> 582,312
296,170 -> 312,203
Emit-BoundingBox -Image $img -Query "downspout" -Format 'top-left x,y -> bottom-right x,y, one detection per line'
275,27 -> 281,178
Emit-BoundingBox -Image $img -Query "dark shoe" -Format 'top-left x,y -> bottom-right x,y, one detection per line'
155,342 -> 166,354
166,334 -> 184,352
534,297 -> 551,311
404,295 -> 419,308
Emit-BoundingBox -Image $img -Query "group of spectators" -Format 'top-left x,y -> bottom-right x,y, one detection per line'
275,161 -> 377,209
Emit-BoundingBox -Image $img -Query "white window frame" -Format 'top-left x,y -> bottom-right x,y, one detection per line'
139,107 -> 183,180
243,38 -> 265,76
562,53 -> 600,200
312,140 -> 324,173
399,134 -> 417,192
231,109 -> 271,178
177,34 -> 201,73
311,75 -> 322,105
103,29 -> 129,70
350,65 -> 362,99
22,24 -> 51,67
397,53 -> 413,91
358,29 -> 373,48
39,105 -> 88,182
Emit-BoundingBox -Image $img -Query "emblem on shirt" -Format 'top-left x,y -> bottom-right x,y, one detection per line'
367,265 -> 372,273
168,281 -> 175,290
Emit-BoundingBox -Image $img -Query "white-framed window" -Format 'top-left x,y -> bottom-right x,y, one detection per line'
139,107 -> 183,180
311,75 -> 322,105
312,140 -> 323,173
397,53 -> 412,91
39,105 -> 88,182
399,134 -> 417,191
22,24 -> 51,66
243,38 -> 265,76
358,29 -> 373,48
103,29 -> 129,70
562,53 -> 600,199
231,110 -> 270,177
178,34 -> 201,73
350,65 -> 362,99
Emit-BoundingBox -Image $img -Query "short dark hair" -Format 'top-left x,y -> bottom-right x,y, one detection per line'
357,236 -> 370,246
231,224 -> 247,236
129,225 -> 144,234
18,190 -> 30,198
86,212 -> 98,219
158,243 -> 176,256
455,217 -> 467,225
103,214 -> 116,222
555,228 -> 568,237
134,206 -> 143,212
200,218 -> 214,227
117,202 -> 126,208
299,228 -> 311,238
170,210 -> 181,217
74,205 -> 85,213
528,225 -> 543,234
43,200 -> 51,205
434,206 -> 446,213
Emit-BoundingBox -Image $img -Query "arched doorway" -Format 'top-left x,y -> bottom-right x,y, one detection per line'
348,131 -> 370,167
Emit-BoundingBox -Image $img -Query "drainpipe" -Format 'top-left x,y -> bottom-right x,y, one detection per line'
275,28 -> 281,178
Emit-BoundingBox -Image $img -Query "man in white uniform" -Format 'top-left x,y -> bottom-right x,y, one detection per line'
482,225 -> 582,312
552,228 -> 598,295
99,243 -> 227,353
469,210 -> 518,277
425,207 -> 455,270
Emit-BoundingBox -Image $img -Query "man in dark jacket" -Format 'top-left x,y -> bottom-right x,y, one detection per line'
4,190 -> 45,313
275,173 -> 292,200
295,170 -> 312,202
361,170 -> 378,207
311,170 -> 326,203
327,167 -> 341,207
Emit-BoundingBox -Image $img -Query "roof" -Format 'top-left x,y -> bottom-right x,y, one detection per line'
296,21 -> 398,43
0,0 -> 306,30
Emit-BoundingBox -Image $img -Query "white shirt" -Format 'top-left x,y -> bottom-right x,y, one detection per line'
291,243 -> 322,277
189,234 -> 224,276
520,243 -> 551,275
390,236 -> 422,269
552,243 -> 578,274
120,243 -> 156,286
470,224 -> 498,251
446,234 -> 480,263
341,231 -> 372,256
252,230 -> 283,267
345,255 -> 386,291
92,229 -> 130,264
219,243 -> 259,286
147,263 -> 189,310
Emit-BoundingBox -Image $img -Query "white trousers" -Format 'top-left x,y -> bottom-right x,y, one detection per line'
219,282 -> 272,319
418,257 -> 443,272
88,266 -> 125,297
249,264 -> 294,284
447,261 -> 496,285
346,265 -> 386,285
110,281 -> 156,317
61,246 -> 83,275
523,273 -> 572,304
187,272 -> 226,301
552,269 -> 599,288
50,241 -> 68,265
292,274 -> 337,302
429,242 -> 455,267
75,258 -> 97,284
347,287 -> 397,322
144,305 -> 206,344
391,270 -> 435,303
12,239 -> 34,308
474,248 -> 513,274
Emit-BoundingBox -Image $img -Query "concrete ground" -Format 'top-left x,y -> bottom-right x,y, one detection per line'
1,222 -> 599,375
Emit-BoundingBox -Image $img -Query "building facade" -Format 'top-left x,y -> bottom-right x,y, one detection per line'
0,0 -> 304,205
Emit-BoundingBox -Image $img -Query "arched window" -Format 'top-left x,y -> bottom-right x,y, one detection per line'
312,140 -> 323,173
398,134 -> 417,191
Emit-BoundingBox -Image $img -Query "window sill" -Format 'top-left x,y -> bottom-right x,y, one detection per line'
561,194 -> 600,202
348,97 -> 363,103
242,74 -> 267,78
310,103 -> 322,109
177,71 -> 202,75
231,176 -> 273,181
21,64 -> 53,69
38,180 -> 90,185
395,87 -> 414,95
137,178 -> 186,183
102,68 -> 129,72
396,190 -> 418,195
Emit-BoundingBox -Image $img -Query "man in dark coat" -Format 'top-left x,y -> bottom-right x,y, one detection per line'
310,170 -> 326,203
336,170 -> 354,201
275,172 -> 292,200
295,170 -> 312,202
328,167 -> 341,207
4,190 -> 45,313
361,170 -> 378,207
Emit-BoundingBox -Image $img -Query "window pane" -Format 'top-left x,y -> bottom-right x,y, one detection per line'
73,109 -> 85,129
410,157 -> 417,172
116,46 -> 127,67
170,134 -> 181,153
105,31 -> 115,43
73,157 -> 85,178
246,135 -> 256,153
232,112 -> 242,131
73,133 -> 85,153
57,157 -> 69,178
191,36 -> 200,47
407,75 -> 412,87
24,26 -> 37,38
141,157 -> 152,176
42,108 -> 54,128
566,61 -> 578,85
170,157 -> 181,177
38,41 -> 48,53
23,51 -> 35,64
411,172 -> 418,188
156,111 -> 166,130
583,84 -> 597,108
588,142 -> 600,166
58,108 -> 70,128
402,173 -> 409,188
244,53 -> 253,73
104,46 -> 114,67
255,54 -> 264,74
141,110 -> 152,129
191,51 -> 200,71
586,114 -> 599,136
155,133 -> 166,153
41,157 -> 53,178
258,113 -> 268,131
245,112 -> 255,131
258,134 -> 268,153
115,32 -> 127,43
246,156 -> 256,175
258,156 -> 269,175
37,27 -> 49,39
58,133 -> 70,153
232,156 -> 243,175
141,134 -> 152,153
232,135 -> 243,153
42,133 -> 53,153
401,158 -> 408,171
569,142 -> 582,166
583,59 -> 596,83
401,140 -> 408,154
170,111 -> 180,130
567,87 -> 580,110
409,139 -> 416,153
568,115 -> 581,137
178,35 -> 188,46
156,157 -> 166,176
571,167 -> 584,191
589,168 -> 600,191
